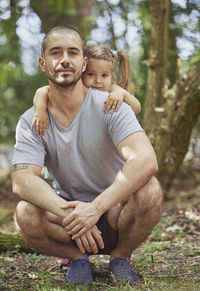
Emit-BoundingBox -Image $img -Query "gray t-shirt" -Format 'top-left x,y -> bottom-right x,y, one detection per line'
12,88 -> 143,202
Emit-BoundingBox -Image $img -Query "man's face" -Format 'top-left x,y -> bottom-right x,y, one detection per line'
39,31 -> 87,88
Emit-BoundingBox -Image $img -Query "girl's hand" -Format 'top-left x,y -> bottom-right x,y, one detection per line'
104,91 -> 124,113
31,109 -> 49,136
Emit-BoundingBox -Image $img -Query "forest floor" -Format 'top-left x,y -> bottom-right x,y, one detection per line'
0,164 -> 200,290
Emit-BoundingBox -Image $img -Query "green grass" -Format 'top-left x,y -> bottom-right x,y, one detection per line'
0,247 -> 200,291
1,192 -> 200,290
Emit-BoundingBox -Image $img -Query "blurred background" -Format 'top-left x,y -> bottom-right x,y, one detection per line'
0,0 -> 200,196
0,2 -> 200,288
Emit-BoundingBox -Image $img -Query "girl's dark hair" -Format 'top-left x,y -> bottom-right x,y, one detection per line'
86,45 -> 132,92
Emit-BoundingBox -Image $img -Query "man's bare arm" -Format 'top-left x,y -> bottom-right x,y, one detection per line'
11,163 -> 31,173
11,163 -> 71,218
11,163 -> 104,253
63,131 -> 158,238
93,131 -> 158,213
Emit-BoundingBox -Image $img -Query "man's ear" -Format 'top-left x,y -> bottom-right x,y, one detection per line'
82,57 -> 88,72
39,57 -> 45,72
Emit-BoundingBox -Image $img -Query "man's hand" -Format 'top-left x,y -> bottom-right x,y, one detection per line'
74,225 -> 104,254
61,201 -> 102,239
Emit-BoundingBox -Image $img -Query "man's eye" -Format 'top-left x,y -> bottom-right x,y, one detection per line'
69,51 -> 78,55
52,51 -> 59,55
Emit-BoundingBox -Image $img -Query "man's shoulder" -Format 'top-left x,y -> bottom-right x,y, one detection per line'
87,88 -> 108,106
20,106 -> 35,123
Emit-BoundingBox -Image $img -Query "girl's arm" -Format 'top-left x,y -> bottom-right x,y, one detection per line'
31,86 -> 50,136
104,83 -> 141,114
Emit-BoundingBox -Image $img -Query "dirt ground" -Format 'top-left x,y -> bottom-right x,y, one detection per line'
0,165 -> 200,290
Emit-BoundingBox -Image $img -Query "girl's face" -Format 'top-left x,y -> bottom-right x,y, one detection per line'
83,58 -> 113,91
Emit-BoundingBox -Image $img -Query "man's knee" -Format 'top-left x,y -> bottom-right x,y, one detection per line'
15,201 -> 43,239
135,176 -> 163,216
149,176 -> 163,203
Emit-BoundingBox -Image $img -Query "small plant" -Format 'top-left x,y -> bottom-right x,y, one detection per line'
26,252 -> 47,262
142,242 -> 170,253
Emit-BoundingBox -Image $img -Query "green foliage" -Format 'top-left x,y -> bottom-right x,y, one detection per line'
0,0 -> 199,142
48,0 -> 78,15
0,2 -> 47,142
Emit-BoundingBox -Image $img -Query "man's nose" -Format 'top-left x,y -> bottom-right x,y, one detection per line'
60,52 -> 70,66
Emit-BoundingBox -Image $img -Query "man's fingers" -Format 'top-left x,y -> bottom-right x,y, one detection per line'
79,236 -> 92,253
73,226 -> 104,254
75,231 -> 98,253
86,232 -> 98,253
61,201 -> 78,210
66,223 -> 83,234
71,225 -> 90,239
75,238 -> 85,254
92,226 -> 104,249
62,213 -> 75,227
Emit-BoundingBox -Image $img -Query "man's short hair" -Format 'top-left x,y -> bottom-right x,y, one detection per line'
41,26 -> 86,57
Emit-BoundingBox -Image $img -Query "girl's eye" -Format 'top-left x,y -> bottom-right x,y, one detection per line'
87,72 -> 94,76
102,74 -> 109,78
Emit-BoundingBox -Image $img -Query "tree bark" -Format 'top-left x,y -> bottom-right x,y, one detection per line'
142,0 -> 200,196
157,61 -> 200,192
104,0 -> 117,50
167,1 -> 179,85
143,0 -> 169,134
30,0 -> 95,36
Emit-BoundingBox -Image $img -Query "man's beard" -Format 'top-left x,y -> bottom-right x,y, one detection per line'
46,70 -> 82,88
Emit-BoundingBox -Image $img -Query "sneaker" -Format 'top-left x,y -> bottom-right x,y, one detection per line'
109,257 -> 140,285
65,258 -> 93,284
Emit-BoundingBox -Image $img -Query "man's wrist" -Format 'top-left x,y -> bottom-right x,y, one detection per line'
91,199 -> 106,217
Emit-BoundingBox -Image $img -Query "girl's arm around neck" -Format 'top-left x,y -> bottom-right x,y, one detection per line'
109,83 -> 141,114
33,85 -> 49,110
31,86 -> 50,136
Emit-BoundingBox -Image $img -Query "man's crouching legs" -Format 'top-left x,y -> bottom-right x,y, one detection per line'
109,176 -> 163,259
15,201 -> 83,260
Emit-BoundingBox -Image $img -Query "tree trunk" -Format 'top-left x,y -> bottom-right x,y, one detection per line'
157,61 -> 200,191
0,232 -> 34,253
142,0 -> 200,196
30,0 -> 95,37
143,0 -> 169,135
167,1 -> 179,85
104,0 -> 117,50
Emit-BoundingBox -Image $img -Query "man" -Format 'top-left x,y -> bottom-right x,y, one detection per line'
11,26 -> 162,285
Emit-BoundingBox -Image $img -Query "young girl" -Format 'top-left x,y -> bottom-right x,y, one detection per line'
31,45 -> 141,135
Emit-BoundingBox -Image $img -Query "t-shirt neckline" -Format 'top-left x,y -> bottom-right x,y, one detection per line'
47,88 -> 92,131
